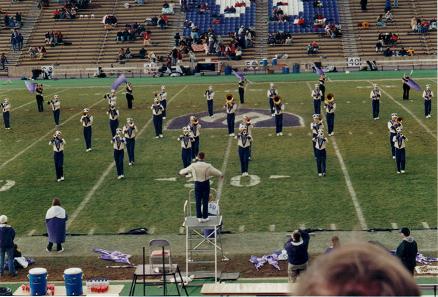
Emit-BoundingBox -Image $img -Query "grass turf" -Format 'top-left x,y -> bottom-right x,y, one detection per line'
0,71 -> 436,235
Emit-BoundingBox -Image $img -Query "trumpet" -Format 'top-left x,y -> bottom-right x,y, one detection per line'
225,94 -> 234,105
273,95 -> 282,105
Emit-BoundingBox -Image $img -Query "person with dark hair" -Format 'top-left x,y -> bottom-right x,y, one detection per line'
179,152 -> 223,222
360,0 -> 367,10
125,82 -> 134,109
284,229 -> 310,282
296,243 -> 420,295
325,236 -> 340,253
324,93 -> 336,136
402,74 -> 410,100
45,198 -> 67,253
395,227 -> 418,274
0,215 -> 17,277
36,84 -> 44,112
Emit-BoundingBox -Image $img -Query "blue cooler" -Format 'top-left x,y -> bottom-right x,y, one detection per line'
28,268 -> 47,296
292,63 -> 300,73
64,268 -> 83,296
224,66 -> 232,75
282,66 -> 289,74
271,58 -> 278,66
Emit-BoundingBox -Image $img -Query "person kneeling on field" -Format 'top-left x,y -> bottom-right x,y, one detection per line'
284,229 -> 310,283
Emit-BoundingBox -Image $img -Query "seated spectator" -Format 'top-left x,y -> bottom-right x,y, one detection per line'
313,0 -> 323,8
389,33 -> 398,44
224,6 -> 236,13
410,17 -> 417,31
103,14 -> 117,29
45,31 -> 54,45
162,1 -> 174,14
138,47 -> 147,59
143,30 -> 151,45
28,47 -> 37,59
234,47 -> 242,60
383,47 -> 393,57
359,21 -> 369,29
383,10 -> 393,22
384,0 -> 391,12
430,18 -> 437,30
285,36 -> 293,45
125,47 -> 132,59
375,39 -> 383,52
376,14 -> 385,27
148,51 -> 157,63
15,12 -> 22,27
198,2 -> 208,13
407,47 -> 415,56
307,41 -> 319,54
37,46 -> 47,60
158,15 -> 168,29
398,47 -> 408,56
118,48 -> 125,61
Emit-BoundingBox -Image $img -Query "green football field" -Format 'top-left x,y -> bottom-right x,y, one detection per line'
0,70 -> 436,236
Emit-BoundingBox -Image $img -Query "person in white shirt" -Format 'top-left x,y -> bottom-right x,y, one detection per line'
49,131 -> 66,182
272,95 -> 285,136
393,127 -> 407,174
179,152 -> 223,222
80,108 -> 93,151
48,95 -> 61,126
267,83 -> 278,116
112,128 -> 126,179
236,127 -> 252,176
324,93 -> 336,136
370,84 -> 381,120
123,118 -> 137,165
204,86 -> 215,117
313,130 -> 327,176
1,98 -> 11,129
423,84 -> 433,118
224,95 -> 238,136
151,98 -> 164,138
311,84 -> 322,115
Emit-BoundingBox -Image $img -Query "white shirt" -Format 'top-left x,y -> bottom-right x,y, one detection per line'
1,102 -> 10,112
393,134 -> 407,149
50,99 -> 60,111
205,90 -> 215,100
107,108 -> 119,120
49,137 -> 66,152
151,103 -> 164,115
313,136 -> 327,150
179,161 -> 222,182
370,89 -> 381,100
423,89 -> 433,100
267,88 -> 278,99
311,89 -> 322,100
236,133 -> 252,148
112,136 -> 126,150
80,115 -> 93,127
123,124 -> 137,139
225,103 -> 237,114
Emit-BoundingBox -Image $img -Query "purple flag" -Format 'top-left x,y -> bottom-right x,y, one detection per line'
25,81 -> 36,93
314,65 -> 324,75
232,70 -> 245,81
111,74 -> 127,91
406,78 -> 421,91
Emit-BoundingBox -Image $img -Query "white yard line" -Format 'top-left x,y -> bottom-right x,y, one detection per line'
0,98 -> 106,171
371,81 -> 437,140
11,88 -> 69,112
216,137 -> 232,201
67,85 -> 188,228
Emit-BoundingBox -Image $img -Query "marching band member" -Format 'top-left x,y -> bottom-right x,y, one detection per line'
311,83 -> 323,115
112,128 -> 126,179
370,84 -> 381,120
272,95 -> 285,136
107,103 -> 119,137
236,126 -> 252,176
423,84 -> 433,118
177,126 -> 195,173
238,78 -> 246,104
393,127 -> 407,174
125,82 -> 134,109
123,118 -> 137,166
387,113 -> 398,159
313,130 -> 327,177
49,130 -> 65,182
324,93 -> 336,136
224,94 -> 237,136
204,85 -> 215,117
242,116 -> 254,160
104,89 -> 117,107
402,74 -> 410,100
267,83 -> 278,116
48,95 -> 61,126
36,84 -> 44,112
311,114 -> 324,158
1,98 -> 11,129
151,98 -> 164,138
319,75 -> 326,99
79,108 -> 93,152
159,85 -> 168,119
188,116 -> 201,161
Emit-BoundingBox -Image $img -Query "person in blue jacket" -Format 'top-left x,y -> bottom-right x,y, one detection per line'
284,229 -> 310,283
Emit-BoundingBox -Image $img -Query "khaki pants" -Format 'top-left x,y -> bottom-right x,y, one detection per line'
288,262 -> 307,283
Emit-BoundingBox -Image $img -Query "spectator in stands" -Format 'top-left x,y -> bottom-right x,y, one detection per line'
285,36 -> 293,45
285,229 -> 310,283
148,51 -> 157,63
383,10 -> 393,23
407,47 -> 415,56
324,236 -> 340,253
360,0 -> 367,11
383,47 -> 394,57
15,12 -> 22,27
162,1 -> 174,14
0,53 -> 8,70
174,32 -> 181,46
375,39 -> 383,52
410,17 -> 417,31
37,46 -> 47,60
190,25 -> 199,42
45,31 -> 54,45
313,0 -> 323,8
143,30 -> 151,46
430,18 -> 437,30
0,215 -> 17,277
125,47 -> 132,59
117,48 -> 125,61
234,47 -> 242,60
398,47 -> 408,56
103,14 -> 117,29
145,16 -> 158,26
296,243 -> 420,296
28,47 -> 37,59
45,198 -> 67,253
384,0 -> 391,12
307,41 -> 319,54
158,15 -> 167,29
224,6 -> 236,13
198,2 -> 208,13
138,47 -> 147,59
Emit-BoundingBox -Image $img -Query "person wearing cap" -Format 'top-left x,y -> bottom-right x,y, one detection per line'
402,74 -> 410,100
267,83 -> 278,116
104,89 -> 117,107
395,227 -> 418,274
107,103 -> 119,137
1,98 -> 11,129
423,84 -> 433,118
179,152 -> 223,223
123,118 -> 137,166
80,108 -> 93,152
393,127 -> 407,174
204,86 -> 215,117
319,75 -> 326,99
284,229 -> 310,283
324,93 -> 336,136
125,82 -> 134,109
112,128 -> 126,179
0,215 -> 16,277
35,84 -> 44,112
387,113 -> 398,159
236,126 -> 252,176
238,78 -> 246,104
370,84 -> 381,120
311,114 -> 324,158
159,85 -> 168,119
48,95 -> 61,126
45,198 -> 67,253
224,94 -> 237,136
272,95 -> 285,136
313,130 -> 328,176
188,116 -> 201,161
177,126 -> 194,174
151,98 -> 164,138
49,131 -> 65,182
311,83 -> 322,115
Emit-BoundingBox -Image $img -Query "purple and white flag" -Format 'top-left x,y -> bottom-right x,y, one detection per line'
25,81 -> 36,93
406,78 -> 421,91
111,74 -> 127,91
232,70 -> 245,81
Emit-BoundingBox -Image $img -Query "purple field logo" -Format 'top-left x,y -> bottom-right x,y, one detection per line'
167,108 -> 304,130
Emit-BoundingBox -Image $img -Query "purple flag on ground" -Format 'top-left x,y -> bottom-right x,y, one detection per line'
232,70 -> 245,81
111,74 -> 127,90
94,248 -> 132,264
25,81 -> 36,93
407,78 -> 421,91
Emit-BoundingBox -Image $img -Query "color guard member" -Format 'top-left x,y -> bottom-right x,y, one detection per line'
423,84 -> 433,118
370,84 -> 381,120
324,93 -> 336,136
267,83 -> 278,116
36,84 -> 44,112
402,74 -> 410,100
393,127 -> 407,174
236,126 -> 252,176
311,83 -> 322,115
48,95 -> 61,126
177,126 -> 195,173
319,75 -> 326,99
188,116 -> 201,161
107,103 -> 119,137
272,95 -> 285,136
159,85 -> 168,119
125,82 -> 134,109
112,128 -> 126,179
49,130 -> 65,182
1,98 -> 11,129
313,130 -> 327,176
238,78 -> 246,104
204,86 -> 215,117
123,118 -> 137,165
80,108 -> 93,151
151,98 -> 164,138
224,94 -> 237,136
